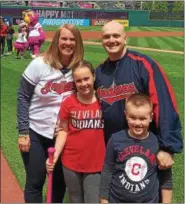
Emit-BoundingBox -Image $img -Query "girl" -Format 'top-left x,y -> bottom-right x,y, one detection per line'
14,22 -> 28,59
46,60 -> 106,203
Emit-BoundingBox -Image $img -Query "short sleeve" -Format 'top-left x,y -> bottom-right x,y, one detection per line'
59,99 -> 70,121
22,57 -> 47,85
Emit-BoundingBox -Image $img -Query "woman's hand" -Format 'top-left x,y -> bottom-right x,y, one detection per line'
18,135 -> 31,152
157,150 -> 174,170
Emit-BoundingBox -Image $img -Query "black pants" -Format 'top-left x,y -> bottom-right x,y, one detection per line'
6,39 -> 13,52
0,36 -> 5,55
21,129 -> 66,203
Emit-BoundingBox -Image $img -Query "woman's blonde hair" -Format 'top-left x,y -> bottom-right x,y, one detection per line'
43,24 -> 84,69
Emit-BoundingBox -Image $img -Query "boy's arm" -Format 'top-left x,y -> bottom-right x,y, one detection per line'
159,168 -> 173,203
161,189 -> 172,204
100,137 -> 116,203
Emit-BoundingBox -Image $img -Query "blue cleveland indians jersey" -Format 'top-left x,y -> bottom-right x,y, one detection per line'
109,130 -> 160,202
95,49 -> 183,153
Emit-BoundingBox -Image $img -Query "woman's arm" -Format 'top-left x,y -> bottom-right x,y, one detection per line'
17,77 -> 35,152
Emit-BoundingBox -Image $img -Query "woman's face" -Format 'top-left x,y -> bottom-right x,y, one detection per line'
58,27 -> 76,58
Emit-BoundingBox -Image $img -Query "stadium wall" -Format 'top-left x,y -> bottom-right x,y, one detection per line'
128,10 -> 184,27
1,6 -> 184,27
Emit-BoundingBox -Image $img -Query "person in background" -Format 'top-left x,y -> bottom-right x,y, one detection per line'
95,21 -> 183,170
5,24 -> 15,55
0,16 -> 8,57
14,22 -> 28,59
17,24 -> 84,203
100,93 -> 173,203
46,60 -> 106,203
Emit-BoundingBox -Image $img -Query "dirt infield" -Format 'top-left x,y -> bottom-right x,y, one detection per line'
45,30 -> 184,40
45,30 -> 184,55
1,150 -> 24,203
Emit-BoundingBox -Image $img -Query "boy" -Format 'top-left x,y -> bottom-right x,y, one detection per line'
100,93 -> 172,203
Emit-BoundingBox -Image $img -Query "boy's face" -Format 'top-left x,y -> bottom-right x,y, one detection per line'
125,103 -> 153,138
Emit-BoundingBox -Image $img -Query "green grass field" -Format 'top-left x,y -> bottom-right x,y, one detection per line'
42,25 -> 184,32
1,26 -> 184,202
12,25 -> 184,51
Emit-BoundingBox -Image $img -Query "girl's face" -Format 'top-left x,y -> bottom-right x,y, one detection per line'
58,27 -> 76,58
73,67 -> 95,98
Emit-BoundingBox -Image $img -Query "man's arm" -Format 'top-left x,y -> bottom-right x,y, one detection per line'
141,58 -> 183,154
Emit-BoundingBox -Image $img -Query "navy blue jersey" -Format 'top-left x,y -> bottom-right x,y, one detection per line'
95,49 -> 182,153
100,130 -> 172,203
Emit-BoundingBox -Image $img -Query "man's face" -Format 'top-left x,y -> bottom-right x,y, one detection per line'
102,26 -> 126,57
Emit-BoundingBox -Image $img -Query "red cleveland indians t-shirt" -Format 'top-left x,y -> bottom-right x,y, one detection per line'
59,94 -> 106,173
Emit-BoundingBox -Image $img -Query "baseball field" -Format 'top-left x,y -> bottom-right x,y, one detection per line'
1,25 -> 184,202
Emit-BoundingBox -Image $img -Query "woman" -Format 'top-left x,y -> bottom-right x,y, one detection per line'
17,24 -> 84,203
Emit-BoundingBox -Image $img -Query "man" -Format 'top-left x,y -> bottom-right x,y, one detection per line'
95,21 -> 183,168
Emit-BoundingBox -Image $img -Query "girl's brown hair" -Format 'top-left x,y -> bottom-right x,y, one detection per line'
43,24 -> 84,69
72,60 -> 95,76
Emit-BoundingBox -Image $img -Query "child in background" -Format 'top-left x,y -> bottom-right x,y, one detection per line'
46,60 -> 106,203
5,24 -> 15,55
14,22 -> 28,59
0,16 -> 8,57
100,93 -> 172,203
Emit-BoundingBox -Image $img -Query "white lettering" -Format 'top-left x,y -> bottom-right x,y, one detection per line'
119,174 -> 150,193
135,184 -> 140,192
40,19 -> 86,26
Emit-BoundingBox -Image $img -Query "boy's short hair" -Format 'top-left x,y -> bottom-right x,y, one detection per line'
125,93 -> 153,111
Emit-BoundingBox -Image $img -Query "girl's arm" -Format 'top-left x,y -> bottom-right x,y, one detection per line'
54,119 -> 69,162
46,120 -> 68,172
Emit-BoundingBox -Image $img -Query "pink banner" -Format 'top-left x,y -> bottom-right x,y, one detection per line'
29,2 -> 60,7
79,3 -> 93,9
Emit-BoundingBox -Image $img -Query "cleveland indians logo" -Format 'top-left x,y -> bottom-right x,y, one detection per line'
97,82 -> 138,105
41,81 -> 74,94
125,157 -> 148,182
